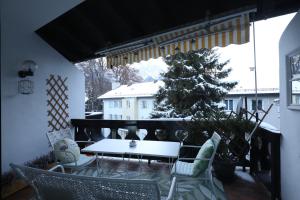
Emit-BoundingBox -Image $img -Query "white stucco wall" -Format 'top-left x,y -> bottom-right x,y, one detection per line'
224,94 -> 280,129
122,97 -> 137,120
137,97 -> 155,119
1,0 -> 84,172
279,11 -> 300,200
103,97 -> 155,120
103,99 -> 123,119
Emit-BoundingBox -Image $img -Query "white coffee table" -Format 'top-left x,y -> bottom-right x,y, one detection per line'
82,139 -> 180,174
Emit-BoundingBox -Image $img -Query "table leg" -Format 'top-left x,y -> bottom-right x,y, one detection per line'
96,153 -> 100,176
168,157 -> 174,173
96,153 -> 105,176
138,155 -> 143,175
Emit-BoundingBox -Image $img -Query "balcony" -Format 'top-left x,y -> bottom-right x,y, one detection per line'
73,119 -> 280,199
3,118 -> 279,200
2,1 -> 299,200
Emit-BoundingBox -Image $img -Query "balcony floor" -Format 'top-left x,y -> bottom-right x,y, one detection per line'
4,158 -> 270,200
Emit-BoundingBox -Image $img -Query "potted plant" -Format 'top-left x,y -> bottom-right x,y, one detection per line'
213,117 -> 254,183
183,114 -> 254,183
213,138 -> 238,183
2,152 -> 55,198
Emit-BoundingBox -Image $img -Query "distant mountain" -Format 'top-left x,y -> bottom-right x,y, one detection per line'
130,57 -> 168,80
144,75 -> 155,82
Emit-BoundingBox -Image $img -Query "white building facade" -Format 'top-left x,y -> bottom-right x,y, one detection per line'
100,81 -> 280,130
99,81 -> 163,120
224,88 -> 280,129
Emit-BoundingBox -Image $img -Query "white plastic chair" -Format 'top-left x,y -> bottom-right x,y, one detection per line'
46,128 -> 96,171
171,132 -> 221,199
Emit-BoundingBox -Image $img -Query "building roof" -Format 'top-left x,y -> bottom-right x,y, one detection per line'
228,88 -> 280,95
98,81 -> 164,99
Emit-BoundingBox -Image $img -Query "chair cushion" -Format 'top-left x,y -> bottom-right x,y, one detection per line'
192,139 -> 214,176
171,160 -> 194,176
54,138 -> 80,164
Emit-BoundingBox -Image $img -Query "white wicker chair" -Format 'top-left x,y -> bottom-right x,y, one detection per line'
171,132 -> 221,199
46,128 -> 96,170
10,163 -> 176,200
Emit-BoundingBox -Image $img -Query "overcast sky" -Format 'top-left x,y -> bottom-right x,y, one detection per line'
131,13 -> 296,90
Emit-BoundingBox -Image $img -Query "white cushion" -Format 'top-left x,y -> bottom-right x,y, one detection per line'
54,138 -> 80,164
171,161 -> 194,176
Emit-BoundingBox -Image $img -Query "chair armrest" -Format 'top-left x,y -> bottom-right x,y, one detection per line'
48,165 -> 65,173
166,177 -> 176,200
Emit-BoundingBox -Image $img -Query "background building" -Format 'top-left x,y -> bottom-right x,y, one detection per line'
224,88 -> 280,129
99,81 -> 280,129
98,81 -> 164,120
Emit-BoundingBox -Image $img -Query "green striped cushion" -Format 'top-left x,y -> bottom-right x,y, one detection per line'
192,139 -> 214,176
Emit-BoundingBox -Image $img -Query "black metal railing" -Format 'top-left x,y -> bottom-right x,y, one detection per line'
250,127 -> 281,200
71,119 -> 186,142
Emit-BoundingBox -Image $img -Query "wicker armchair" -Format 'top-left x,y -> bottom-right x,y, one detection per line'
10,163 -> 176,200
46,128 -> 96,170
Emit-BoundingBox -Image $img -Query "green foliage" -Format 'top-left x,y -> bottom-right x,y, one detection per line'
24,152 -> 55,169
184,117 -> 255,162
151,49 -> 237,119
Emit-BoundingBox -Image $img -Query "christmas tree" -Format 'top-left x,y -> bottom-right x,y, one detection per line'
151,48 -> 237,120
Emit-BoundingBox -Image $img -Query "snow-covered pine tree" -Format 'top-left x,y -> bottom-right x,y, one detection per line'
151,48 -> 237,120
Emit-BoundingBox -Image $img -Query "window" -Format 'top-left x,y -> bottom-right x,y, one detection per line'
288,49 -> 300,109
109,114 -> 112,119
119,100 -> 122,108
252,99 -> 263,110
109,101 -> 113,108
126,116 -> 130,120
119,115 -> 122,120
126,100 -> 130,108
114,114 -> 118,119
224,99 -> 233,111
142,100 -> 147,109
114,101 -> 118,108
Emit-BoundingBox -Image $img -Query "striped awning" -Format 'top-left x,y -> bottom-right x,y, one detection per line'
102,10 -> 253,67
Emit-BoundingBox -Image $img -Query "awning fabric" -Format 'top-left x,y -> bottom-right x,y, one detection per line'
105,11 -> 251,67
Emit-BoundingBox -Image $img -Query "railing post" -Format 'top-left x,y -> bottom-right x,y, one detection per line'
271,134 -> 281,200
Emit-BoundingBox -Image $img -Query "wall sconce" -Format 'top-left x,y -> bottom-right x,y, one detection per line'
18,60 -> 38,95
18,60 -> 38,78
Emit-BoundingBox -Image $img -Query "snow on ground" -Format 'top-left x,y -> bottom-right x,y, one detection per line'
249,119 -> 280,133
235,167 -> 255,183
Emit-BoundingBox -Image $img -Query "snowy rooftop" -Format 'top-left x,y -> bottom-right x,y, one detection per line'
228,88 -> 279,95
98,81 -> 164,99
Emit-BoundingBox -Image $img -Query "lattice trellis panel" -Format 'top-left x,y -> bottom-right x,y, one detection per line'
46,74 -> 69,132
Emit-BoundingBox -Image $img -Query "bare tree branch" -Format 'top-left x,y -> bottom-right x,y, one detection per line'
111,65 -> 143,85
76,58 -> 111,111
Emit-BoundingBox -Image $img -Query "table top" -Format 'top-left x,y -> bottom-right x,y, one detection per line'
82,139 -> 180,158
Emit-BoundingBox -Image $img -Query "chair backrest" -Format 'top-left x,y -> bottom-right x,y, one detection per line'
10,163 -> 161,200
208,132 -> 221,168
46,129 -> 74,149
